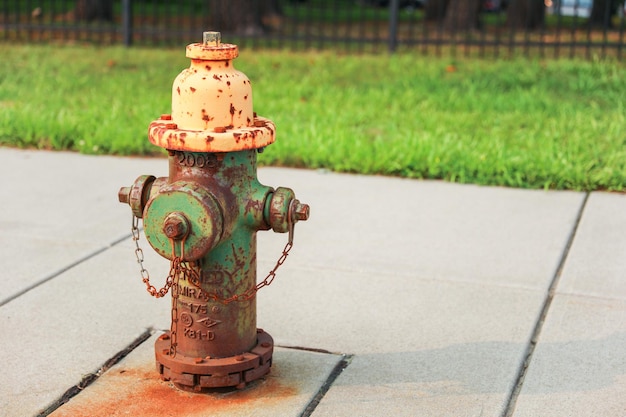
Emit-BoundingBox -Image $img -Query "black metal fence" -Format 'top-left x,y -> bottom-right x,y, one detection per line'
1,0 -> 625,59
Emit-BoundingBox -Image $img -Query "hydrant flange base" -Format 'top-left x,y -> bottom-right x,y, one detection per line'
155,329 -> 273,390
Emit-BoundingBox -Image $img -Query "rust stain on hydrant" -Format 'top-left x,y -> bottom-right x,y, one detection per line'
118,31 -> 310,392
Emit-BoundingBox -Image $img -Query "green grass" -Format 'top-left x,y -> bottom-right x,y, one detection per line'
1,44 -> 625,190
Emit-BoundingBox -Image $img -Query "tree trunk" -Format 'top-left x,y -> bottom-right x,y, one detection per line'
589,0 -> 619,28
443,0 -> 482,31
210,0 -> 282,35
424,0 -> 450,23
506,0 -> 545,30
72,0 -> 113,22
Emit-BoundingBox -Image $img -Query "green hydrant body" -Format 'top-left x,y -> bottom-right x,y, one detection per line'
118,32 -> 309,391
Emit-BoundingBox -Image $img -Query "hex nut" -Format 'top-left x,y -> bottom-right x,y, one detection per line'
163,212 -> 190,240
293,201 -> 310,222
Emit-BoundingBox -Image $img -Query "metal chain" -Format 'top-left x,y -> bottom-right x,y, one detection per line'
130,213 -> 295,305
185,203 -> 296,304
130,212 -> 295,355
169,257 -> 180,357
185,241 -> 293,304
132,215 -> 175,298
132,215 -> 183,356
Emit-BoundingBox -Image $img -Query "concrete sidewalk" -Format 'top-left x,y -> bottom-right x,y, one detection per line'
1,148 -> 625,417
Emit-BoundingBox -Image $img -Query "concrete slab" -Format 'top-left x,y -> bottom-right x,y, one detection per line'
275,269 -> 544,416
312,352 -> 510,417
512,294 -> 626,417
257,168 -> 584,292
0,243 -> 170,417
49,334 -> 343,417
251,169 -> 585,416
0,148 -> 167,303
0,234 -> 105,305
259,266 -> 544,356
556,192 -> 626,300
0,148 -> 167,242
0,149 -> 602,417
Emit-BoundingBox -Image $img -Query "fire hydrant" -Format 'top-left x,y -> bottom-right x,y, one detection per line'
118,32 -> 309,391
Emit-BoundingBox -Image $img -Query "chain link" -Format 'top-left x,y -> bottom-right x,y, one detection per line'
132,215 -> 175,298
132,216 -> 183,355
169,258 -> 179,357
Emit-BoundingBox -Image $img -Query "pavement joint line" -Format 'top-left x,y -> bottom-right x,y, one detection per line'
276,344 -> 337,355
550,290 -> 626,302
36,328 -> 154,417
300,353 -> 354,417
502,191 -> 590,417
0,233 -> 132,308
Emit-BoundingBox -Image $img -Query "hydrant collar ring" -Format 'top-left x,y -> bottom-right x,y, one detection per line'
148,117 -> 276,153
186,42 -> 238,61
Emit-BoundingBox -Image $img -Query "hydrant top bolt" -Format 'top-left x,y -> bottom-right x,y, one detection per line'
163,212 -> 190,240
203,31 -> 221,47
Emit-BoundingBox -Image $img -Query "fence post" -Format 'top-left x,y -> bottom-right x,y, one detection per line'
122,0 -> 133,46
388,0 -> 400,52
